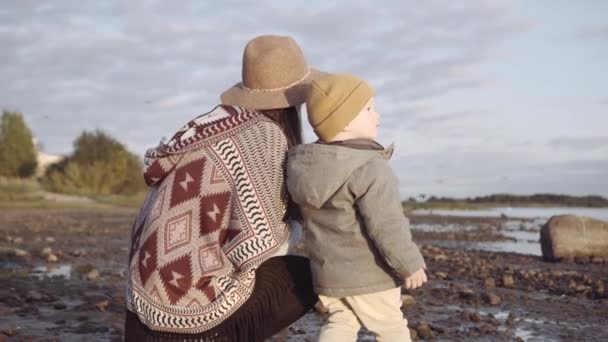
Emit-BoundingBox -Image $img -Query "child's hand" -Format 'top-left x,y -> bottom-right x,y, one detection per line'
404,266 -> 427,289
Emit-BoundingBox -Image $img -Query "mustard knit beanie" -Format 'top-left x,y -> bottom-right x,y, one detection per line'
306,74 -> 375,142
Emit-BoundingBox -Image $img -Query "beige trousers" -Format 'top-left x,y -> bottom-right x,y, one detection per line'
318,287 -> 411,342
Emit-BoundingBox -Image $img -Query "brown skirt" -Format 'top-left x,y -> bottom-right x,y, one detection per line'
125,255 -> 317,342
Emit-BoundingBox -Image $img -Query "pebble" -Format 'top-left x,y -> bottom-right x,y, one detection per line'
482,292 -> 502,306
47,253 -> 59,263
471,312 -> 482,322
408,327 -> 418,340
41,247 -> 53,257
86,269 -> 100,281
71,249 -> 87,257
45,237 -> 56,243
25,290 -> 43,302
506,313 -> 516,326
502,275 -> 515,288
401,294 -> 416,306
95,300 -> 110,312
12,237 -> 23,244
478,324 -> 497,334
435,272 -> 448,280
459,288 -> 475,300
416,322 -> 435,339
434,254 -> 448,262
1,328 -> 17,336
483,278 -> 496,288
14,248 -> 29,257
53,303 -> 67,310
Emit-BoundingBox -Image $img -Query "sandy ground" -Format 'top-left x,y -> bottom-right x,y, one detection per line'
0,209 -> 606,341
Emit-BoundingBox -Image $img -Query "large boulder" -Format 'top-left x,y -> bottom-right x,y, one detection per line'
540,215 -> 608,261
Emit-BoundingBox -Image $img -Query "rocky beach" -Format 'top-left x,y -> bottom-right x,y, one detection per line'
0,208 -> 606,341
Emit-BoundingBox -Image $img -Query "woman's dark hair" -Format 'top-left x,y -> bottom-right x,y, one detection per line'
260,106 -> 303,221
260,107 -> 302,149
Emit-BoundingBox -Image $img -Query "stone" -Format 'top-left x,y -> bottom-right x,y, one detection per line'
26,290 -> 43,302
435,272 -> 448,280
47,253 -> 59,263
506,313 -> 516,326
459,288 -> 475,300
71,249 -> 87,257
12,237 -> 23,244
408,327 -> 418,340
540,215 -> 608,261
45,237 -> 56,243
482,292 -> 502,306
434,254 -> 448,262
86,269 -> 100,281
401,294 -> 416,306
95,300 -> 110,312
41,247 -> 52,257
416,322 -> 435,339
483,278 -> 496,288
53,303 -> 67,310
14,248 -> 29,257
478,324 -> 497,334
502,275 -> 515,288
1,328 -> 17,336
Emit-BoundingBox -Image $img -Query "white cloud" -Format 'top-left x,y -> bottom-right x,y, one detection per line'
1,0 -> 606,196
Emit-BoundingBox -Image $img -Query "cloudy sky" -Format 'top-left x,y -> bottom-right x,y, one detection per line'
1,0 -> 607,197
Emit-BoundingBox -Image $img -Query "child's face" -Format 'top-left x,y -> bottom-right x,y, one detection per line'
346,97 -> 379,140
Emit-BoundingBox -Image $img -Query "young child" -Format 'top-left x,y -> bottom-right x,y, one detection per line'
286,74 -> 427,341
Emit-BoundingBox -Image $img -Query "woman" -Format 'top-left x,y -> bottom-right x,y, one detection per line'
125,35 -> 323,341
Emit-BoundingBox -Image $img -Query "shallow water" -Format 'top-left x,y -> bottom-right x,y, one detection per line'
413,207 -> 608,222
412,218 -> 544,256
31,264 -> 73,279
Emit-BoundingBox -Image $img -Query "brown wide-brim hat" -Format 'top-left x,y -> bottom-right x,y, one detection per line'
221,35 -> 326,110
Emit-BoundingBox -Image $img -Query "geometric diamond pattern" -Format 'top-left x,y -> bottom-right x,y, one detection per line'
148,187 -> 166,226
159,254 -> 193,305
209,165 -> 224,185
164,211 -> 193,254
129,220 -> 145,263
196,276 -> 216,302
170,158 -> 205,208
199,191 -> 230,236
198,244 -> 223,274
219,226 -> 241,246
144,160 -> 165,186
138,231 -> 158,287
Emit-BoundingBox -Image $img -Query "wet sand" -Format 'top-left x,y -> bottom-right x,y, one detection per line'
0,209 -> 606,341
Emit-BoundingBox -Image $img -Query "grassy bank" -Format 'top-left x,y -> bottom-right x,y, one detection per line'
0,177 -> 145,209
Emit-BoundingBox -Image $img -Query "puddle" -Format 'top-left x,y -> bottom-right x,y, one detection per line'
31,264 -> 72,279
413,219 -> 543,256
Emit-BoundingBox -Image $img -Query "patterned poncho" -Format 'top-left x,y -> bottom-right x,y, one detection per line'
126,105 -> 290,333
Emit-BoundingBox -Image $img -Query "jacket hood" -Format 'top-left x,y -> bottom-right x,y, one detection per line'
286,141 -> 393,208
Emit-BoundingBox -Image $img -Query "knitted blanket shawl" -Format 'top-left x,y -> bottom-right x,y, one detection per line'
126,105 -> 290,333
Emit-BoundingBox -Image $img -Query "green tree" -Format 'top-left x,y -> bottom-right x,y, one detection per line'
42,130 -> 146,195
0,110 -> 38,178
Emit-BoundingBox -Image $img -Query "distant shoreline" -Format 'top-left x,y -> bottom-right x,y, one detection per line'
402,194 -> 608,211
